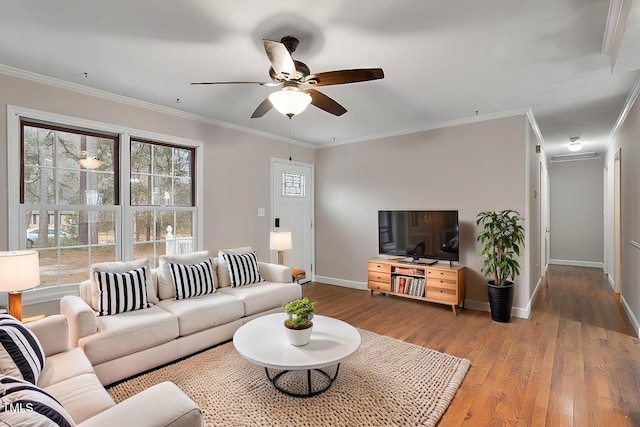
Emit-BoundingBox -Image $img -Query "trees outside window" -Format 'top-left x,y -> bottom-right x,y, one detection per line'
16,117 -> 200,290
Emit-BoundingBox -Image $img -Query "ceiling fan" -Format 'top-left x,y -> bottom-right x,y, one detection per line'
191,36 -> 384,118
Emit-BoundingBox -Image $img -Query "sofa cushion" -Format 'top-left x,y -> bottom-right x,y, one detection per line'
158,251 -> 212,300
43,373 -> 115,425
217,247 -> 253,287
38,348 -> 95,389
0,314 -> 45,384
170,258 -> 216,300
218,281 -> 302,316
222,252 -> 264,287
0,375 -> 76,427
95,267 -> 150,316
78,305 -> 179,366
157,293 -> 245,336
90,259 -> 158,308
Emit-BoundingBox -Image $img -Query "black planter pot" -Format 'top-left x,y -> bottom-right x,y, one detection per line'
487,280 -> 514,323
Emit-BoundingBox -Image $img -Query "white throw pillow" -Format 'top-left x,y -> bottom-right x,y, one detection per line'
222,252 -> 264,287
95,266 -> 150,316
170,258 -> 216,300
90,259 -> 158,310
217,247 -> 253,288
158,251 -> 213,300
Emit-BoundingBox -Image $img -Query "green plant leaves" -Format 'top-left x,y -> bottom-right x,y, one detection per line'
476,210 -> 525,286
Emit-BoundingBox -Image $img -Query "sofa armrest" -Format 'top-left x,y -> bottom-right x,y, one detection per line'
60,295 -> 98,348
26,315 -> 70,357
258,262 -> 292,283
77,382 -> 202,427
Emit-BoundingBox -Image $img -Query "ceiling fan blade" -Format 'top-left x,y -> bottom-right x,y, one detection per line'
251,97 -> 273,118
302,68 -> 384,88
307,89 -> 347,116
263,39 -> 296,79
191,81 -> 280,86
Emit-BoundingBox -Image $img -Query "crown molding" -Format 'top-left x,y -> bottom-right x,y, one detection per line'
610,75 -> 640,140
315,107 -> 531,148
0,64 -> 314,149
526,108 -> 545,145
602,0 -> 625,56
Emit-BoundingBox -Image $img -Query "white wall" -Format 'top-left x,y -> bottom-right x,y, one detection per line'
548,159 -> 604,267
314,115 -> 533,314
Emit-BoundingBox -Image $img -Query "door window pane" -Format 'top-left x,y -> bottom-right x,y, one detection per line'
282,172 -> 305,197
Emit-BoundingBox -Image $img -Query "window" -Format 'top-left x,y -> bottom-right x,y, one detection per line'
130,139 -> 195,263
21,121 -> 118,286
8,106 -> 203,299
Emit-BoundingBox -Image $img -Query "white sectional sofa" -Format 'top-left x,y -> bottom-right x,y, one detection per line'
25,314 -> 203,426
60,250 -> 302,385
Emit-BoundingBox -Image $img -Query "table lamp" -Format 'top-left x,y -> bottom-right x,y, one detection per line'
270,231 -> 292,265
0,250 -> 40,321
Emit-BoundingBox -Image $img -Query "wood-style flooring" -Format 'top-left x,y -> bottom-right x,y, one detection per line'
302,265 -> 640,426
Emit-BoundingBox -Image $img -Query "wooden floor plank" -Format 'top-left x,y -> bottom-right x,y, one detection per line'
302,265 -> 640,426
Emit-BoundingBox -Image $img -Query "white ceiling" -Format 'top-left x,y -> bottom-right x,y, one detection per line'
1,0 -> 639,159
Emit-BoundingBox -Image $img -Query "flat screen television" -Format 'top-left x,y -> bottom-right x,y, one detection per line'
378,210 -> 459,262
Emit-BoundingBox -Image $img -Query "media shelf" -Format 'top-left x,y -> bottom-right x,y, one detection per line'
367,259 -> 466,315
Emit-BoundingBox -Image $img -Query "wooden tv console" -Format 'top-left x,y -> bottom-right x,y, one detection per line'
367,259 -> 466,315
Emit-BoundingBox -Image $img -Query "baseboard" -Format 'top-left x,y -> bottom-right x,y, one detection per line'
459,299 -> 530,320
549,259 -> 604,269
313,276 -> 369,291
620,294 -> 640,338
607,273 -> 616,292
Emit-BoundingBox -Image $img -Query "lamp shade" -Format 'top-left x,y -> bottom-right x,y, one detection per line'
270,232 -> 292,251
0,250 -> 40,292
268,88 -> 312,117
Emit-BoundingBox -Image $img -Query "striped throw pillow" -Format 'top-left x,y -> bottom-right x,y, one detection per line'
0,375 -> 76,427
222,252 -> 264,287
169,259 -> 216,300
95,266 -> 150,316
0,315 -> 45,385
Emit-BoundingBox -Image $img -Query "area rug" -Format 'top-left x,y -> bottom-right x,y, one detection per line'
108,330 -> 470,427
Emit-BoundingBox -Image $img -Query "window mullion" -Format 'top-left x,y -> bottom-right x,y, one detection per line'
121,133 -> 132,261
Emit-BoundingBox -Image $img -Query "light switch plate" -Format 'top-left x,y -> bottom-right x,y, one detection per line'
257,208 -> 265,217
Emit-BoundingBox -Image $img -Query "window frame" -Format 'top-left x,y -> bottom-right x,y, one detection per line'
7,105 -> 204,304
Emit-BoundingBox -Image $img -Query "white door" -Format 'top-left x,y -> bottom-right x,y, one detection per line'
272,159 -> 313,281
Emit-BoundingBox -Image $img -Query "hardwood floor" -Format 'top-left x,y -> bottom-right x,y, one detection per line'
302,265 -> 640,426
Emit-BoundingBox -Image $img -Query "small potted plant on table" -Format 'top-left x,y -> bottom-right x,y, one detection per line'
476,209 -> 525,322
283,297 -> 315,346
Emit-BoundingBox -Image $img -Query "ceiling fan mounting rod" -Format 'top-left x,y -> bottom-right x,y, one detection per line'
280,36 -> 299,54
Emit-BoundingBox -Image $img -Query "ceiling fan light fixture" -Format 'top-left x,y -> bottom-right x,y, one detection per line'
568,136 -> 583,152
269,87 -> 311,117
79,157 -> 102,170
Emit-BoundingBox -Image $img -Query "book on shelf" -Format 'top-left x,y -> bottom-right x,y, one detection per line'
391,276 -> 425,297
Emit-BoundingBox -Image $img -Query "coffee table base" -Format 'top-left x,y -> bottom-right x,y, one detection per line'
265,364 -> 341,398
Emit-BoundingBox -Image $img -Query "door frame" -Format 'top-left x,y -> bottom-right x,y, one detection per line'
614,148 -> 622,294
270,157 -> 315,281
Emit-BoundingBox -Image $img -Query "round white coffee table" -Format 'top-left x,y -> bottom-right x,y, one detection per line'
233,313 -> 361,397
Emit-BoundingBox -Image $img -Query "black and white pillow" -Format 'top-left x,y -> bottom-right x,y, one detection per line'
0,375 -> 76,427
222,252 -> 264,287
94,266 -> 150,316
170,259 -> 216,300
0,314 -> 45,385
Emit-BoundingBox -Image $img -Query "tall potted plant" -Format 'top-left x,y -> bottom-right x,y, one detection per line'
476,210 -> 525,322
